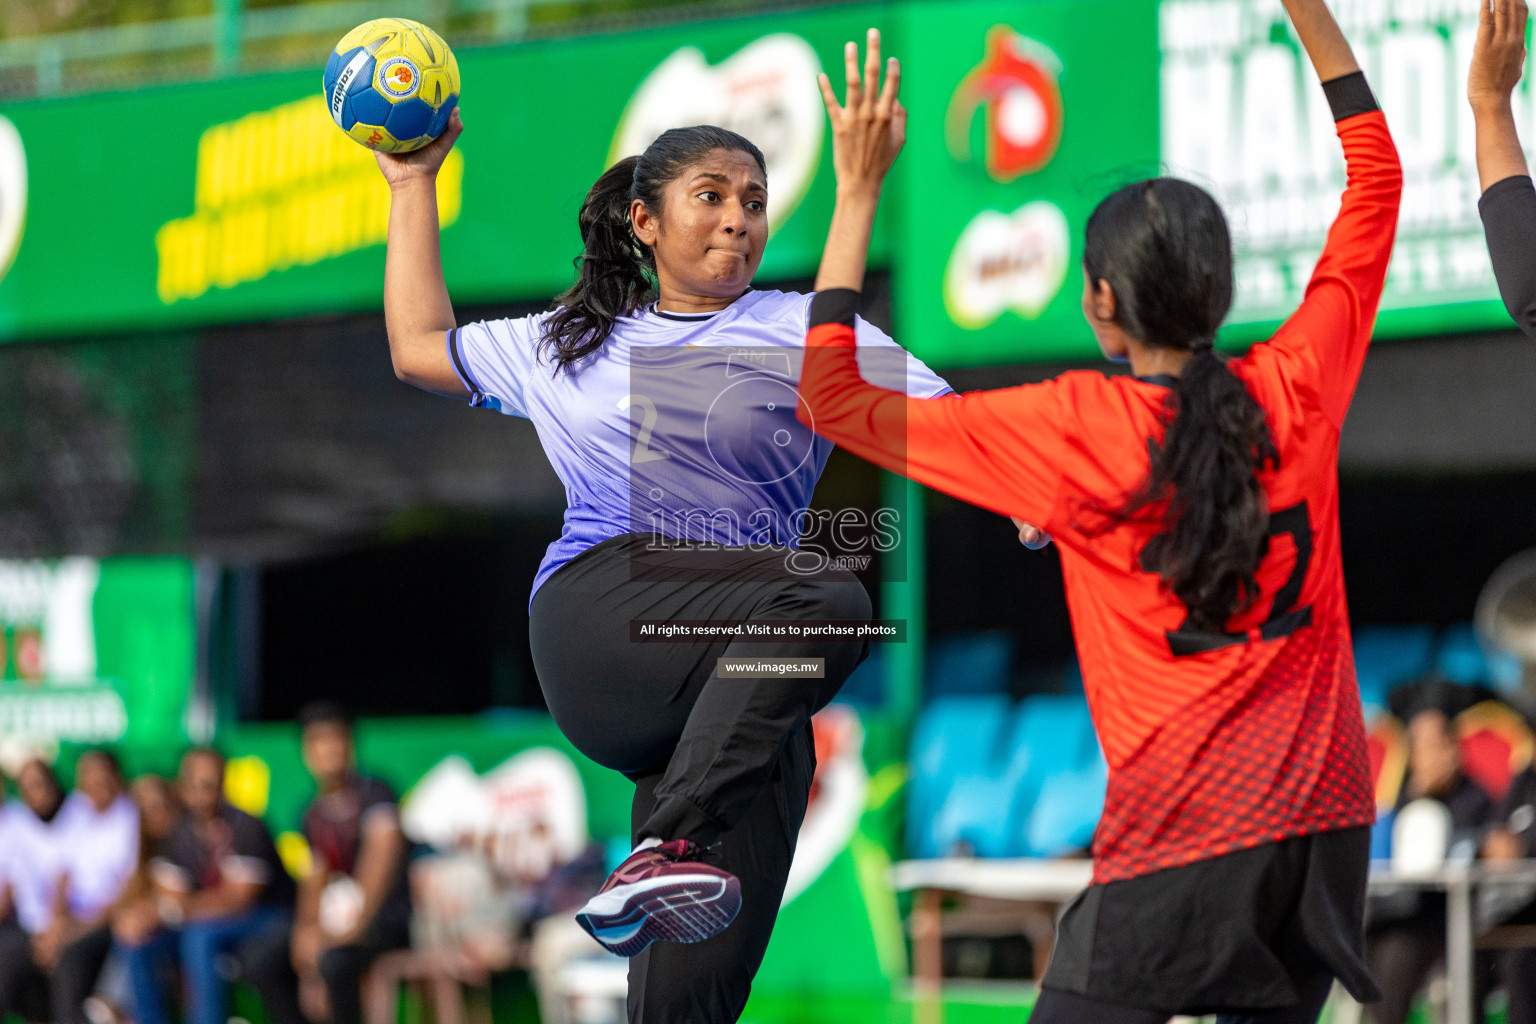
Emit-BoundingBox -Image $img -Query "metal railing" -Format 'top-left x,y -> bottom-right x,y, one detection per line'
0,0 -> 814,100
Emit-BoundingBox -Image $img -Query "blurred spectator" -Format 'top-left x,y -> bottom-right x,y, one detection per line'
0,755 -> 135,1024
89,775 -> 184,1024
42,750 -> 140,1024
387,746 -> 608,1024
107,777 -> 187,950
514,831 -> 608,1024
400,822 -> 606,1024
1483,763 -> 1536,1024
0,774 -> 10,924
116,748 -> 294,1024
0,759 -> 70,1022
246,702 -> 409,1024
1366,709 -> 1497,1024
479,818 -> 608,1024
408,847 -> 517,977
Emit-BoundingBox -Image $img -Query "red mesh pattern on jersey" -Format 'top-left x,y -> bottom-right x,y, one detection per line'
1091,622 -> 1374,883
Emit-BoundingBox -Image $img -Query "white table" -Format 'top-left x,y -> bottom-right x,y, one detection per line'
891,857 -> 1536,1024
890,858 -> 1093,903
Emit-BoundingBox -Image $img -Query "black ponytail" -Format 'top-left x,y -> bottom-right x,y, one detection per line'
540,126 -> 767,372
541,157 -> 653,372
1084,178 -> 1279,633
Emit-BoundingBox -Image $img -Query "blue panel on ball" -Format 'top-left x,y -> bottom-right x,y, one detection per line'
325,47 -> 374,129
426,95 -> 458,138
384,97 -> 433,140
324,46 -> 365,94
348,87 -> 392,129
324,47 -> 347,84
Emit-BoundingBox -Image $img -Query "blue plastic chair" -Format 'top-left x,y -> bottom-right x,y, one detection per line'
1022,756 -> 1108,857
921,693 -> 1092,858
906,695 -> 1009,858
1370,807 -> 1396,862
1353,625 -> 1435,708
930,746 -> 1108,859
930,770 -> 1023,857
990,695 -> 1097,857
1007,695 -> 1097,778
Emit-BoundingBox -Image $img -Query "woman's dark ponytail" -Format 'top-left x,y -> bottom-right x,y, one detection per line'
540,126 -> 767,372
1084,178 -> 1279,634
541,156 -> 653,371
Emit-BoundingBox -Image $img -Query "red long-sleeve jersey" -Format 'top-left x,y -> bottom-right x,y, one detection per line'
800,105 -> 1402,883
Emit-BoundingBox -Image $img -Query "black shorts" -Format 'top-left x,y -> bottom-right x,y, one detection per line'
1043,827 -> 1379,1016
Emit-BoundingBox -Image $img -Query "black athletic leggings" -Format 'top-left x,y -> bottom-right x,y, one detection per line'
529,533 -> 872,1024
1028,971 -> 1335,1024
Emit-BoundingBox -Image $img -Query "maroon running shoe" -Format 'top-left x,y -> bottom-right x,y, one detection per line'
575,839 -> 742,957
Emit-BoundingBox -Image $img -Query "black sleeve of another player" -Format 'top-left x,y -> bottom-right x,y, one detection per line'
160,821 -> 200,880
363,775 -> 399,806
1480,175 -> 1536,342
360,776 -> 401,823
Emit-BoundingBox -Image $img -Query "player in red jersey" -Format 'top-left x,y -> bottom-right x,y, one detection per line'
800,3 -> 1401,1020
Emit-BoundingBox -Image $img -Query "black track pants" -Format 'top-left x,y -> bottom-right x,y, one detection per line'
530,534 -> 872,1023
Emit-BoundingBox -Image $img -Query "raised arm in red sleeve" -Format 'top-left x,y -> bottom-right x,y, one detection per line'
798,290 -> 1066,529
1257,74 -> 1402,428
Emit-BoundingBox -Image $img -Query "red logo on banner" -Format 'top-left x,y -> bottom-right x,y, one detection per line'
946,26 -> 1064,182
14,627 -> 43,684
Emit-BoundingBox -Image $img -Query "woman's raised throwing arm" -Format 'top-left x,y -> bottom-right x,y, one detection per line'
1259,0 -> 1401,428
377,110 -> 469,397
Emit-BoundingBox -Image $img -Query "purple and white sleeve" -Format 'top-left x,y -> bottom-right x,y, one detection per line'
448,314 -> 544,417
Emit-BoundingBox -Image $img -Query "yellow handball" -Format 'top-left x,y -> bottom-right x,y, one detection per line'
322,18 -> 460,153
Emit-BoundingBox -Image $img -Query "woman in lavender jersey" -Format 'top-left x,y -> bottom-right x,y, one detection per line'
376,112 -> 951,1023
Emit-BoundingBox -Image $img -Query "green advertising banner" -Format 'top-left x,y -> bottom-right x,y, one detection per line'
892,0 -> 1161,367
0,5 -> 892,342
0,0 -> 1530,362
0,558 -> 194,759
895,0 -> 1536,367
1160,0 -> 1522,344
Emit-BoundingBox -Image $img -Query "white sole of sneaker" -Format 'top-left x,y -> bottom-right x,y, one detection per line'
576,874 -> 743,957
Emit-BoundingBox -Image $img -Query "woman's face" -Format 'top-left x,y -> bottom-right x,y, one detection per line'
632,148 -> 768,301
132,776 -> 181,840
18,761 -> 60,818
77,753 -> 122,812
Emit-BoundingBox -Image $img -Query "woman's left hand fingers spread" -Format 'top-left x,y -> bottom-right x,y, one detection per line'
824,32 -> 906,188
